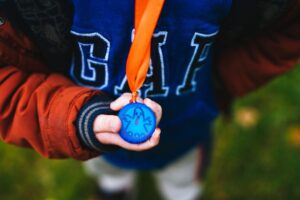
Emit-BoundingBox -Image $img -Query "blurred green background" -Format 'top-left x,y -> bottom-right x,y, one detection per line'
1,63 -> 300,200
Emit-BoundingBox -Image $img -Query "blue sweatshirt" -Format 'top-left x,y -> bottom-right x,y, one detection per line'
70,0 -> 232,169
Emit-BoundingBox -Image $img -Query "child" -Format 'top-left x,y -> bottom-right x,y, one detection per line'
0,0 -> 299,199
69,1 -> 231,199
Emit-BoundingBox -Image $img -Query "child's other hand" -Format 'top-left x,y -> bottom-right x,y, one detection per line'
93,93 -> 162,151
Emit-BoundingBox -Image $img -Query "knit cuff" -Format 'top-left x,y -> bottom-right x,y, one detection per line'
76,95 -> 117,152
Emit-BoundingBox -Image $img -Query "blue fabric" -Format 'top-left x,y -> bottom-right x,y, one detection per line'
70,0 -> 232,169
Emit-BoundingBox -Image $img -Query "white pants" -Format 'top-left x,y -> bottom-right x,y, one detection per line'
84,147 -> 206,200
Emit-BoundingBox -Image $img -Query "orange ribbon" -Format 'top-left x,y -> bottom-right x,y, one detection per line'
126,0 -> 165,102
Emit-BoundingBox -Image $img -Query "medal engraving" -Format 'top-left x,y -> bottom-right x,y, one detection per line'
119,103 -> 156,144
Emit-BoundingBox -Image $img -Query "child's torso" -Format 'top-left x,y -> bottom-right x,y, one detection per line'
70,0 -> 232,169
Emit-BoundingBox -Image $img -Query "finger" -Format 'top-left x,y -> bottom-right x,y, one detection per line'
93,114 -> 122,133
96,128 -> 161,151
144,98 -> 162,124
98,128 -> 160,151
110,93 -> 143,111
121,128 -> 161,151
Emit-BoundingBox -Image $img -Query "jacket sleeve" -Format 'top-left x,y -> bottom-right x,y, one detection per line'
0,13 -> 105,160
216,0 -> 300,103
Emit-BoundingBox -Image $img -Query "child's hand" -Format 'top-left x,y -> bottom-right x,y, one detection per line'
93,93 -> 162,151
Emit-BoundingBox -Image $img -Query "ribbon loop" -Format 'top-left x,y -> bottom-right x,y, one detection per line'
126,0 -> 165,102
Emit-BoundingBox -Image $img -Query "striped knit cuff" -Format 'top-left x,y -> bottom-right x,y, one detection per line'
76,96 -> 117,152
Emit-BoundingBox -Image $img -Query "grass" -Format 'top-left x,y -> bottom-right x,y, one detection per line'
1,62 -> 300,200
204,62 -> 300,199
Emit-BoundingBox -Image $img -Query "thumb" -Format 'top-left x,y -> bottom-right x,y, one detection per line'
93,114 -> 122,133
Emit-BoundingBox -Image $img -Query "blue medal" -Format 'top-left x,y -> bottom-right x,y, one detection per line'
119,0 -> 164,143
119,102 -> 156,144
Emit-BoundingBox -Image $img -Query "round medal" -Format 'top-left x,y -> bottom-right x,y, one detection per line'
117,0 -> 164,144
119,102 -> 156,144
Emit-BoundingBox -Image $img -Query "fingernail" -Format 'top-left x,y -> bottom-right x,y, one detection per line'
156,129 -> 161,138
145,98 -> 152,104
110,101 -> 116,108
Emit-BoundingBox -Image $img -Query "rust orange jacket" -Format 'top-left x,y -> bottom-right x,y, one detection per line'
0,14 -> 101,160
216,0 -> 300,102
0,1 -> 299,160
